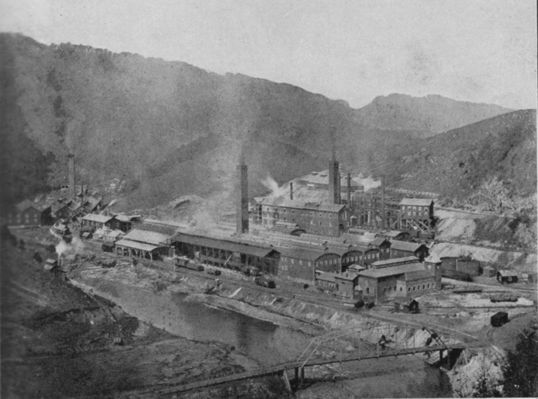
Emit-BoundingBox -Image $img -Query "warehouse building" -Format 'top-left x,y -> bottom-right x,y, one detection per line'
6,200 -> 52,226
277,246 -> 341,282
173,232 -> 280,275
260,198 -> 348,237
81,214 -> 116,231
115,228 -> 174,260
371,256 -> 419,269
389,240 -> 429,260
315,271 -> 360,298
357,262 -> 438,303
398,198 -> 434,232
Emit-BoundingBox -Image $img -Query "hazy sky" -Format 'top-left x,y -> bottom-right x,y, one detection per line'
1,0 -> 536,109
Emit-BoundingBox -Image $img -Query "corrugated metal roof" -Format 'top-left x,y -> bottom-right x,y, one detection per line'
124,229 -> 171,245
115,239 -> 159,252
358,263 -> 425,279
390,240 -> 426,252
399,198 -> 434,207
82,213 -> 115,224
174,232 -> 277,258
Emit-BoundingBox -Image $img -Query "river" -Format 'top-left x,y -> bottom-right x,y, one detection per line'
84,278 -> 452,397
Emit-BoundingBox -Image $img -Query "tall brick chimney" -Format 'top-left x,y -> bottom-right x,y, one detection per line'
68,153 -> 76,200
328,152 -> 340,204
236,157 -> 249,234
290,182 -> 294,200
381,175 -> 386,228
347,173 -> 352,204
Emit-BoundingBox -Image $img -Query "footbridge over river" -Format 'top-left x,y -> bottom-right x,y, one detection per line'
125,324 -> 479,397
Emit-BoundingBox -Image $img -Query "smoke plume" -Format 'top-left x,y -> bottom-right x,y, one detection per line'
356,174 -> 382,192
56,236 -> 85,260
261,175 -> 287,198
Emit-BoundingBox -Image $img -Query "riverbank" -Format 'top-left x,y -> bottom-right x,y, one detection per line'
1,233 -> 289,398
68,257 -> 459,397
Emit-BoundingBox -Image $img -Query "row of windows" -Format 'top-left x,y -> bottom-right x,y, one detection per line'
403,205 -> 429,211
407,283 -> 434,291
9,213 -> 40,223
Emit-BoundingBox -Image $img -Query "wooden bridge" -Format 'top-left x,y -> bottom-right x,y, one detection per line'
127,343 -> 466,397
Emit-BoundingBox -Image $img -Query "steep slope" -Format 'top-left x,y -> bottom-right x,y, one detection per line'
380,110 -> 537,199
0,33 -> 529,211
355,93 -> 511,135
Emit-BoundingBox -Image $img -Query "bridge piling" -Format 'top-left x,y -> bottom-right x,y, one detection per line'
282,370 -> 292,393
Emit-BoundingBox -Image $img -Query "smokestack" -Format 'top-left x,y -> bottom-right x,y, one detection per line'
328,153 -> 340,204
236,158 -> 249,234
347,173 -> 351,205
290,182 -> 294,200
68,153 -> 76,200
381,175 -> 386,229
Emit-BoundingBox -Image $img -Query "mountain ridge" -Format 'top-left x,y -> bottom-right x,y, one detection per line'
0,33 -> 531,210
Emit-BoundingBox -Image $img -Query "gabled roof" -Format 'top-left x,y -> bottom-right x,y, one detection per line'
124,229 -> 172,246
85,196 -> 102,210
174,232 -> 277,258
358,263 -> 426,279
405,270 -> 433,281
115,214 -> 142,222
115,239 -> 159,252
15,199 -> 50,212
371,237 -> 391,247
371,256 -> 418,267
82,213 -> 115,224
498,269 -> 518,277
399,198 -> 434,207
390,240 -> 426,252
383,230 -> 408,238
277,246 -> 324,261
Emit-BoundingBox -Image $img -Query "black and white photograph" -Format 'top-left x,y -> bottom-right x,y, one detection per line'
1,0 -> 537,397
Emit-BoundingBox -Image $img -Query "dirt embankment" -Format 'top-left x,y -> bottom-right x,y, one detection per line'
1,229 -> 289,398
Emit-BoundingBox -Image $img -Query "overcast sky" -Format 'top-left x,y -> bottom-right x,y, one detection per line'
1,0 -> 536,109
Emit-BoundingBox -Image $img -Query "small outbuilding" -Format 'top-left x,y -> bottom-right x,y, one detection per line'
81,214 -> 116,231
496,270 -> 518,284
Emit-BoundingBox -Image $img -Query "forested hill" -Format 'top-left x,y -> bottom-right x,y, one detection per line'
0,33 -> 524,209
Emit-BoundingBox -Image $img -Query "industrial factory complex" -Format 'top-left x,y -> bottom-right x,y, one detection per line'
3,152 -> 453,304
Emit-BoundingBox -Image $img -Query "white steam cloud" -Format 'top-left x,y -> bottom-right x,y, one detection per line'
356,174 -> 382,192
261,175 -> 287,198
56,236 -> 85,260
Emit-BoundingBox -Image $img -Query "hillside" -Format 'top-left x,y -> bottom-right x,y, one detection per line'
379,110 -> 537,199
354,93 -> 511,135
0,33 -> 528,211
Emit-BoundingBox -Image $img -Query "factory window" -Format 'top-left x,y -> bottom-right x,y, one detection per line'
291,259 -> 295,264
299,260 -> 303,265
400,287 -> 402,291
